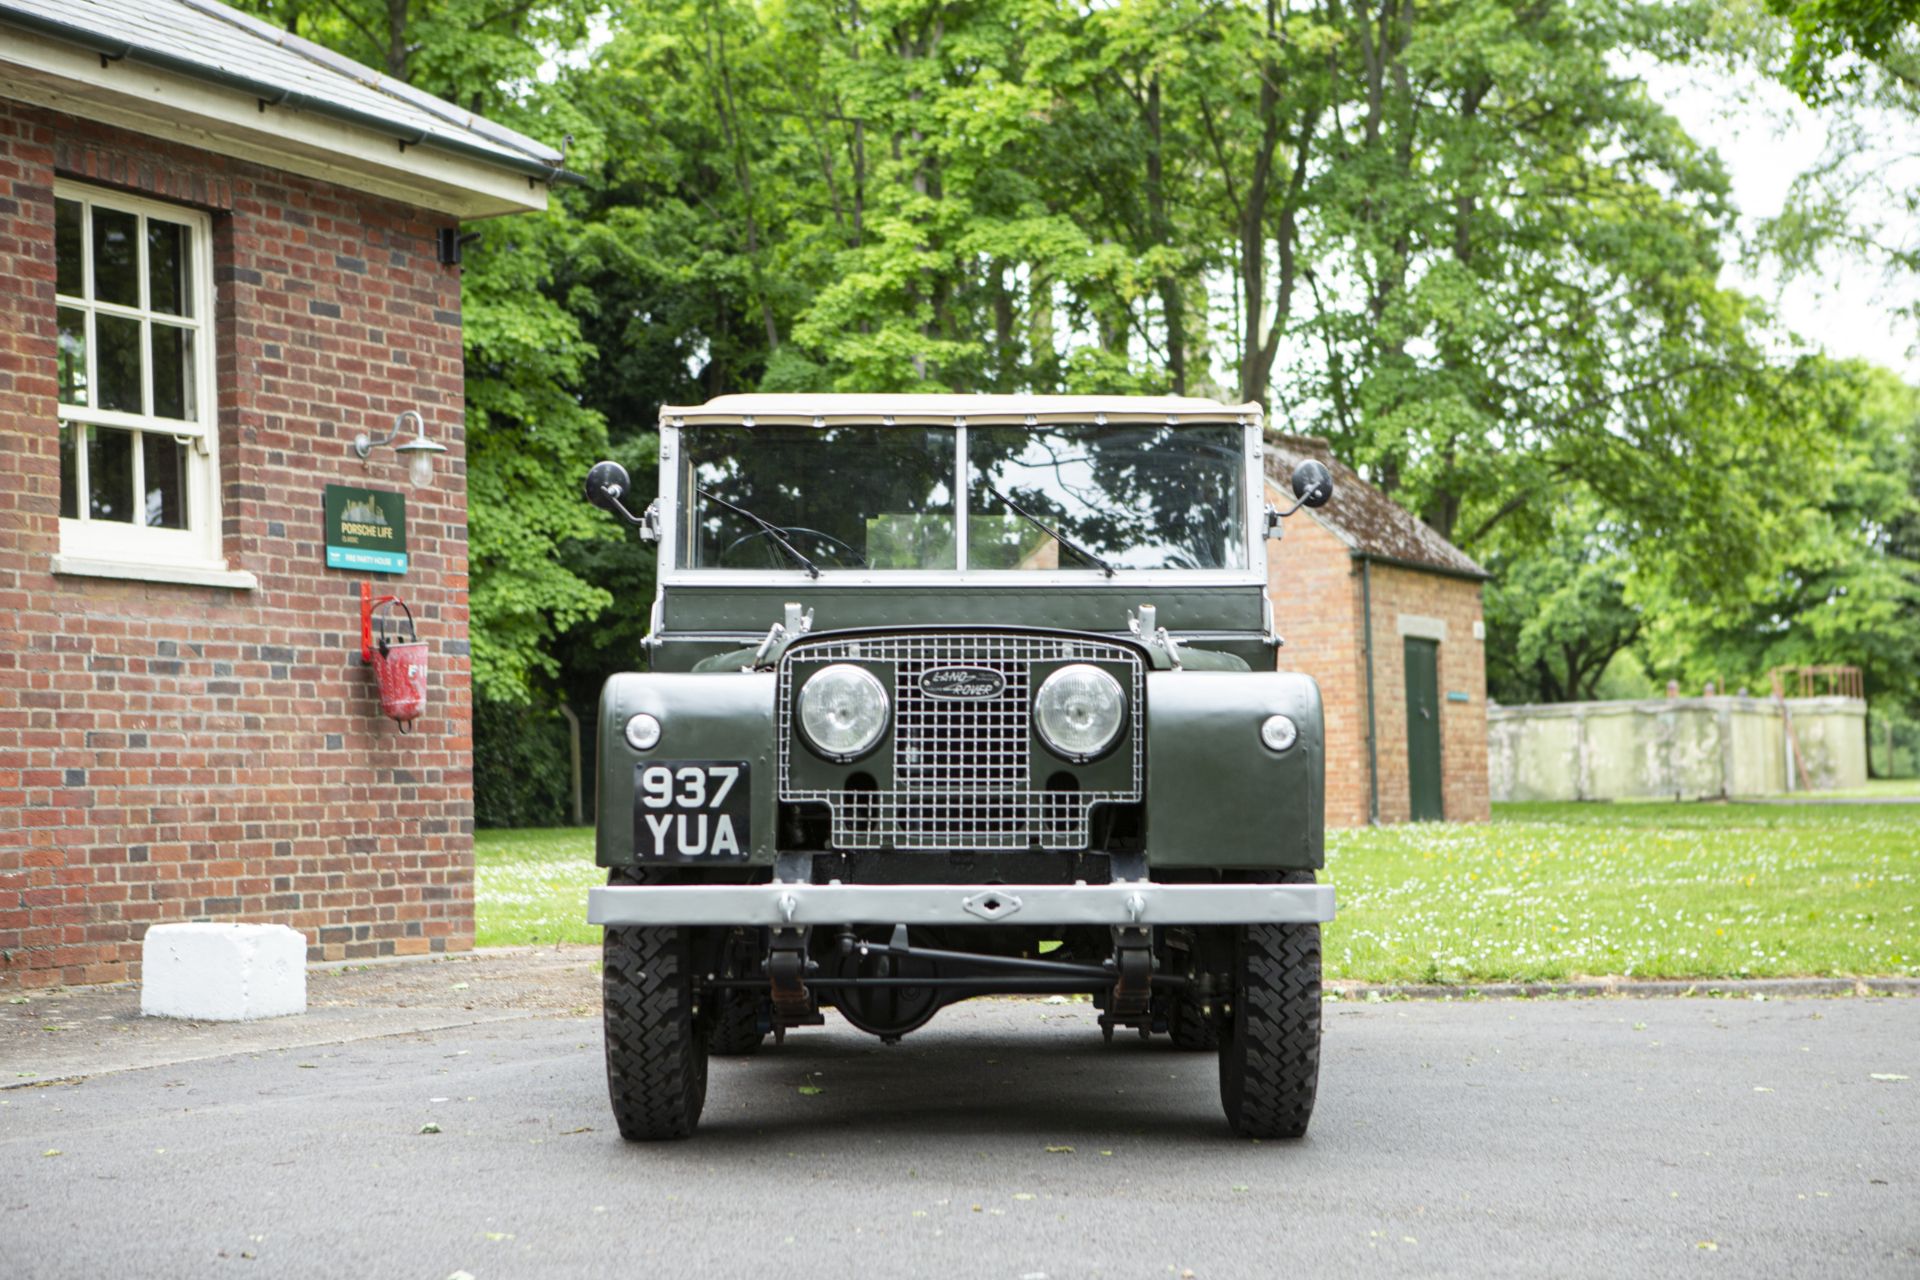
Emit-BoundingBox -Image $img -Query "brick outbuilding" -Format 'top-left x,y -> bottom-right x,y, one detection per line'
0,0 -> 568,987
1265,435 -> 1491,827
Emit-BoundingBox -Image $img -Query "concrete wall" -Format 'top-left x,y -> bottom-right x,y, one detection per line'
1488,697 -> 1867,802
1790,700 -> 1870,791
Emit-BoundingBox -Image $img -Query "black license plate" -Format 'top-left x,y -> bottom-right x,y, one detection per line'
632,761 -> 750,863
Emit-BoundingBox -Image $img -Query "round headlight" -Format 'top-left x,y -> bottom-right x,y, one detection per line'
1261,714 -> 1297,752
798,664 -> 890,761
1034,664 -> 1126,761
624,712 -> 662,751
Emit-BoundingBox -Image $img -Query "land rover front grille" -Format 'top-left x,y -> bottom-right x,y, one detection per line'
778,632 -> 1145,850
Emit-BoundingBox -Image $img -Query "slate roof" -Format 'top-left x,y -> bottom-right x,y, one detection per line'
0,0 -> 567,180
1265,433 -> 1489,580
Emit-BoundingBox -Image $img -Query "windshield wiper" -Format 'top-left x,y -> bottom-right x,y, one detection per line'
696,487 -> 821,578
979,482 -> 1115,577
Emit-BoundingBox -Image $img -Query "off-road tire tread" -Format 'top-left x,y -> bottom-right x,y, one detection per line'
1219,871 -> 1320,1139
708,992 -> 766,1055
1167,992 -> 1219,1051
603,924 -> 708,1140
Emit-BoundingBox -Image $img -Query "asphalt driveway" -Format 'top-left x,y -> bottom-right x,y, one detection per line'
2,954 -> 1915,1278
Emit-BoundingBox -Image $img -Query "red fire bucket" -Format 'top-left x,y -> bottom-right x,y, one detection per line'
369,599 -> 428,731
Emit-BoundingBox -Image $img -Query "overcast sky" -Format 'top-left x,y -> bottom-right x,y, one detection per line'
1645,61 -> 1920,383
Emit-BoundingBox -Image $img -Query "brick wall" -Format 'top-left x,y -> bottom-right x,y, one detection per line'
1265,482 -> 1490,827
1266,493 -> 1370,828
0,102 -> 475,989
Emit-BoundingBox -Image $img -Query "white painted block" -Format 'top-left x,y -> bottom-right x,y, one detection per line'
140,923 -> 308,1021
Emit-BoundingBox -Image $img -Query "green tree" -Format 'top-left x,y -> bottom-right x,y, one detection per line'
1284,1 -> 1818,609
1482,504 -> 1642,705
1764,0 -> 1920,101
1735,0 -> 1920,339
461,213 -> 617,699
238,0 -> 1920,805
1638,362 -> 1920,704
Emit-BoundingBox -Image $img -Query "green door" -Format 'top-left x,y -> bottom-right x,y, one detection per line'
1404,637 -> 1443,821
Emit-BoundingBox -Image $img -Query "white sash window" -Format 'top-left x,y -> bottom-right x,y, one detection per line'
54,182 -> 233,581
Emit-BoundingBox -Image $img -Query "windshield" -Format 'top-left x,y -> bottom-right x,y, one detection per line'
677,420 -> 1247,573
968,423 -> 1247,571
680,424 -> 956,570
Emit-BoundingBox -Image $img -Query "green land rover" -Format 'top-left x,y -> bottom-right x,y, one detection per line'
579,394 -> 1336,1140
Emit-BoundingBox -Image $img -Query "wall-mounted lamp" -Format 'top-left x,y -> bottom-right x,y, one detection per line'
355,409 -> 448,489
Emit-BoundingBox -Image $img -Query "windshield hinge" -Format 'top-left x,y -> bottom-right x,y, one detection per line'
750,603 -> 815,669
1128,604 -> 1182,670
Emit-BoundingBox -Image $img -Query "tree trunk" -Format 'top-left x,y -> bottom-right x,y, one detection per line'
1144,77 -> 1186,394
386,0 -> 410,78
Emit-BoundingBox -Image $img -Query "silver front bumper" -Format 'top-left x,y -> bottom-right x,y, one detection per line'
587,881 -> 1335,928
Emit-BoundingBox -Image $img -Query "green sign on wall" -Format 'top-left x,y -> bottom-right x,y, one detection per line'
324,484 -> 408,574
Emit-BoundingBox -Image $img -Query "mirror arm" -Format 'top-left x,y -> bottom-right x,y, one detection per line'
1268,492 -> 1313,523
597,488 -> 661,542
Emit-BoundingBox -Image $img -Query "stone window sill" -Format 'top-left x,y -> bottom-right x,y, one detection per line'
52,555 -> 259,591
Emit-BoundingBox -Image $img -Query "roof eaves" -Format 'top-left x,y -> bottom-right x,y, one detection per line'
1351,548 -> 1492,583
176,0 -> 562,167
0,1 -> 584,186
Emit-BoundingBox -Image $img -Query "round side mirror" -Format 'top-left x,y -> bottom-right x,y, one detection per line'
584,460 -> 631,511
1291,459 -> 1333,509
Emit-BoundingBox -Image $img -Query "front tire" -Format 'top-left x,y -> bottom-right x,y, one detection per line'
1218,884 -> 1321,1138
603,923 -> 709,1140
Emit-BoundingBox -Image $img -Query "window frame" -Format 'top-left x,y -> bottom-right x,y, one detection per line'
53,181 -> 226,575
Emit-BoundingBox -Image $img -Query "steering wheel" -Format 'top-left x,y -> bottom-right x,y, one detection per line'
722,525 -> 868,569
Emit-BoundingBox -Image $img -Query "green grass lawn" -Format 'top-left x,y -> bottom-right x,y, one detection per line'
475,801 -> 1919,983
473,826 -> 606,948
1329,802 -> 1916,983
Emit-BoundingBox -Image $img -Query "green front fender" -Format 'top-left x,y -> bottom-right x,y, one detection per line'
1143,670 -> 1325,869
596,672 -> 781,867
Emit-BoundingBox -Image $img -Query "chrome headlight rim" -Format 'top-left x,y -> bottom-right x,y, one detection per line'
797,663 -> 891,763
1032,662 -> 1128,763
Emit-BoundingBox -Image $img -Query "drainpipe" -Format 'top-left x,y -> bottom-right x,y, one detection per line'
1362,558 -> 1380,825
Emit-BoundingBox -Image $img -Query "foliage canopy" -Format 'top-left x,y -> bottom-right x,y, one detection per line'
241,0 -> 1918,790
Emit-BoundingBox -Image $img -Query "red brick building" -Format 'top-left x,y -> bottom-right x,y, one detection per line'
1265,435 -> 1491,827
0,0 -> 565,988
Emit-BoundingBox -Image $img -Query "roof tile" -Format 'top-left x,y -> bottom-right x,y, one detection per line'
1266,433 -> 1488,579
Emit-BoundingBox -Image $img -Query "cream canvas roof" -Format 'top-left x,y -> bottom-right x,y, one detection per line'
659,394 -> 1265,426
